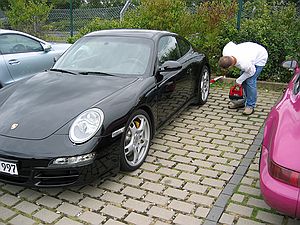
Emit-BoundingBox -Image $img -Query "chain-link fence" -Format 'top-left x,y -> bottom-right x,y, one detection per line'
46,6 -> 123,40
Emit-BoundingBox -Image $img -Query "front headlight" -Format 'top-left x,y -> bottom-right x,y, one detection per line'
69,108 -> 104,144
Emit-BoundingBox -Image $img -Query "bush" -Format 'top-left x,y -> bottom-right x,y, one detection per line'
220,0 -> 300,82
6,0 -> 52,38
68,0 -> 196,43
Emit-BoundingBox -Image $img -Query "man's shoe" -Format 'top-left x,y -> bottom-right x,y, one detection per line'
228,103 -> 245,109
242,107 -> 254,115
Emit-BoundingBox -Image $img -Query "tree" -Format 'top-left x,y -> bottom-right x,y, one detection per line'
47,0 -> 83,9
6,0 -> 52,37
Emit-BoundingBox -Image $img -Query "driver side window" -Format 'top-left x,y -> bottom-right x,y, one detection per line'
0,34 -> 43,55
158,36 -> 180,65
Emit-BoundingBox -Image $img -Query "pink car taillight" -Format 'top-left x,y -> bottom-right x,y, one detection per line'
269,158 -> 300,188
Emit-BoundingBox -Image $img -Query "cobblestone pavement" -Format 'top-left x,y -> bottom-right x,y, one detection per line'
0,85 -> 298,225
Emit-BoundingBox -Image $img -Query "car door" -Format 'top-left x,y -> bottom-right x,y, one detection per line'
156,35 -> 193,126
0,33 -> 55,83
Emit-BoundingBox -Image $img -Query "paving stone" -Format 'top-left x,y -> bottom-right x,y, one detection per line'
144,192 -> 169,205
57,202 -> 82,216
196,168 -> 219,178
195,206 -> 210,218
214,164 -> 235,173
34,208 -> 60,223
101,191 -> 126,204
79,211 -> 106,224
219,213 -> 235,224
175,163 -> 197,172
101,204 -> 128,219
147,206 -> 175,220
54,217 -> 83,225
183,182 -> 208,194
173,214 -> 202,225
121,186 -> 146,199
206,206 -> 224,222
208,188 -> 222,197
120,175 -> 143,186
139,171 -> 162,182
178,172 -> 202,182
155,158 -> 176,167
247,197 -> 271,210
100,180 -> 124,192
256,210 -> 284,224
0,193 -> 19,206
141,181 -> 165,193
152,150 -> 172,160
164,187 -> 188,200
236,218 -> 265,225
9,214 -> 36,225
125,212 -> 153,225
58,190 -> 83,203
14,201 -> 39,214
79,197 -> 104,211
123,198 -> 150,212
36,195 -> 62,208
219,173 -> 232,181
0,205 -> 16,220
231,193 -> 245,203
79,185 -> 105,198
226,203 -> 253,217
188,194 -> 214,206
194,159 -> 214,168
161,177 -> 184,188
18,189 -> 43,201
238,185 -> 261,197
104,219 -> 126,225
202,178 -> 225,188
2,184 -> 25,195
168,199 -> 194,213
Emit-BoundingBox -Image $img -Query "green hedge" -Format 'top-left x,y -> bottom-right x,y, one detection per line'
69,0 -> 300,83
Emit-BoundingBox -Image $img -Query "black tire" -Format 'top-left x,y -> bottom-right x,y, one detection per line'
196,65 -> 210,105
120,109 -> 152,171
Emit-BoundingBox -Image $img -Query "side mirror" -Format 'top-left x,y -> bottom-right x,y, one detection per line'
43,43 -> 52,52
159,61 -> 182,72
282,60 -> 298,70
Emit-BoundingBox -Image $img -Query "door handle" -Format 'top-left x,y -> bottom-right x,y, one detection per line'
8,59 -> 20,65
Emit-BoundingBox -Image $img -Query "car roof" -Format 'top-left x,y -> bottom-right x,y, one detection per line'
85,29 -> 177,40
0,29 -> 47,44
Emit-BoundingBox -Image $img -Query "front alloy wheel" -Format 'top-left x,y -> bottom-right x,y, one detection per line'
197,65 -> 210,105
120,109 -> 152,171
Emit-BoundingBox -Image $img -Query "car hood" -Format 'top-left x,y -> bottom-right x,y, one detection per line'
270,89 -> 300,173
0,71 -> 138,140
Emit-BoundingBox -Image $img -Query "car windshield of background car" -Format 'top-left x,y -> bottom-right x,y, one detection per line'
53,36 -> 153,76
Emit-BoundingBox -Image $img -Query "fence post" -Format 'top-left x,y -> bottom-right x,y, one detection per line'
70,0 -> 73,37
237,0 -> 243,30
120,0 -> 131,21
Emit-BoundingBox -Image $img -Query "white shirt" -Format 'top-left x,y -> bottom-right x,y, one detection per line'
222,41 -> 268,84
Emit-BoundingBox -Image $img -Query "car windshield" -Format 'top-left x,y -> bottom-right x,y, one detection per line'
53,36 -> 153,76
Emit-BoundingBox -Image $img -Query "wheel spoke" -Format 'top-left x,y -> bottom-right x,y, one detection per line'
124,138 -> 134,156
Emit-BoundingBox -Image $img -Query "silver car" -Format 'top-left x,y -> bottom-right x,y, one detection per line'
0,29 -> 71,87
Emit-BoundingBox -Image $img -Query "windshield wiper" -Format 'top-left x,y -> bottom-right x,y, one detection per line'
79,71 -> 115,77
50,68 -> 77,75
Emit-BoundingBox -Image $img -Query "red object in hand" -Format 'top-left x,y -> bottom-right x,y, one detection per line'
229,84 -> 243,100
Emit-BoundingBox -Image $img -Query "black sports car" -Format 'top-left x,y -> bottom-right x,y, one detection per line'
0,29 -> 210,187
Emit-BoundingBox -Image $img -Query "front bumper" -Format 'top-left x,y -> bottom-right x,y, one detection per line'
260,145 -> 300,218
0,134 -> 121,187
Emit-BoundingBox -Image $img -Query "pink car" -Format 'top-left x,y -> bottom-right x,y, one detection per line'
260,60 -> 300,217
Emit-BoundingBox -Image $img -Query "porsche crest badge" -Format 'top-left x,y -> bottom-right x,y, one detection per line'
11,123 -> 18,130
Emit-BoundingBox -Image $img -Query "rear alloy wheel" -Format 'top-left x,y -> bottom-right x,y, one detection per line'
197,65 -> 210,105
120,109 -> 152,171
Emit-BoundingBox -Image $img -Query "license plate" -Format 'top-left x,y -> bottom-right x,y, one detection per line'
0,160 -> 18,175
